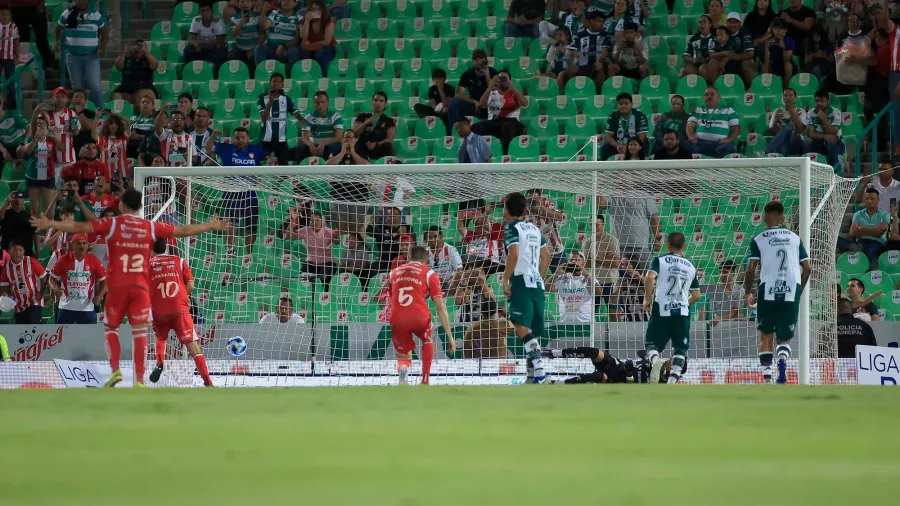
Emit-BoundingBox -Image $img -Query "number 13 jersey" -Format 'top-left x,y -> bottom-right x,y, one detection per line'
89,215 -> 176,292
748,226 -> 809,302
388,261 -> 443,324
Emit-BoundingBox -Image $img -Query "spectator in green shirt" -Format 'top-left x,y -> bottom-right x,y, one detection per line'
0,97 -> 28,167
838,188 -> 891,265
600,92 -> 649,160
43,177 -> 97,223
296,90 -> 343,162
256,0 -> 302,68
686,85 -> 740,158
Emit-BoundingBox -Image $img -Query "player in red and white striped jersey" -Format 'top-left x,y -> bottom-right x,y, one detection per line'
155,109 -> 192,167
0,238 -> 47,324
97,113 -> 131,187
43,88 -> 79,173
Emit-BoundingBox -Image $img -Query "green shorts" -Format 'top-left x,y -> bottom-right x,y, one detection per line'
756,297 -> 800,341
508,278 -> 545,337
645,303 -> 691,356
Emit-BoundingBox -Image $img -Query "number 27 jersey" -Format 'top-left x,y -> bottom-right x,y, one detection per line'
88,215 -> 176,292
149,254 -> 194,318
388,262 -> 443,323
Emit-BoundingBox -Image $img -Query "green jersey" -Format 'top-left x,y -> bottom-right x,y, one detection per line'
708,36 -> 737,54
24,137 -> 56,180
688,104 -> 739,141
303,109 -> 344,144
805,106 -> 843,138
266,9 -> 301,46
649,253 -> 699,317
54,199 -> 87,222
504,219 -> 548,291
0,112 -> 27,148
684,33 -> 712,62
730,27 -> 754,53
230,12 -> 262,51
558,10 -> 585,35
130,114 -> 155,136
604,109 -> 649,144
748,226 -> 809,302
571,29 -> 611,67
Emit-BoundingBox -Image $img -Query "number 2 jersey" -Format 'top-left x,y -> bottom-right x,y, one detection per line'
649,253 -> 699,316
387,261 -> 443,324
748,226 -> 809,302
149,254 -> 194,319
88,215 -> 176,292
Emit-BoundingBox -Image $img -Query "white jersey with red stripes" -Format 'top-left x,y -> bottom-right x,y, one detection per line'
528,196 -> 566,255
98,135 -> 130,182
0,23 -> 20,61
50,252 -> 107,312
44,228 -> 71,258
0,257 -> 47,312
44,108 -> 78,163
159,129 -> 192,167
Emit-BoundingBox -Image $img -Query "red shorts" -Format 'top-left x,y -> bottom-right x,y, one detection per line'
104,288 -> 151,328
390,317 -> 433,355
152,313 -> 198,345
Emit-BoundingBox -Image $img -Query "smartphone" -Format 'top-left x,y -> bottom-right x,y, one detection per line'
891,198 -> 898,209
13,191 -> 26,199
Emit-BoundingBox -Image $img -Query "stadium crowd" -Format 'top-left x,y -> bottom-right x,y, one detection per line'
0,0 -> 897,357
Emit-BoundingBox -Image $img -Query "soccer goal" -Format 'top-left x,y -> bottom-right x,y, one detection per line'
134,156 -> 857,387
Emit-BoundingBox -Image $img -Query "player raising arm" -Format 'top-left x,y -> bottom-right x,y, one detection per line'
32,188 -> 229,387
503,192 -> 552,384
643,232 -> 701,384
744,201 -> 811,384
148,238 -> 213,387
389,246 -> 455,385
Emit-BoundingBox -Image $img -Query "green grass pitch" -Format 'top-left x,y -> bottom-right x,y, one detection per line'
1,386 -> 897,506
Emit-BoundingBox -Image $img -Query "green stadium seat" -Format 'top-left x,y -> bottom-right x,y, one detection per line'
788,73 -> 819,99
335,18 -> 363,43
437,17 -> 469,41
350,0 -> 379,27
399,18 -> 432,49
163,41 -> 187,74
182,60 -> 214,93
860,270 -> 895,297
396,136 -> 429,160
837,251 -> 870,276
528,36 -> 551,59
307,78 -> 340,102
545,135 -> 580,161
483,135 -> 504,159
455,37 -> 487,62
400,58 -> 432,84
329,272 -> 364,304
676,74 -> 706,103
255,59 -> 286,87
638,75 -> 671,109
508,135 -> 540,160
646,0 -> 669,17
645,35 -> 671,57
459,0 -> 489,26
673,0 -> 704,17
291,59 -> 324,90
233,79 -> 262,115
330,97 -> 353,119
171,1 -> 199,34
384,38 -> 417,72
879,250 -> 900,275
563,114 -> 597,145
368,18 -> 401,46
527,77 -> 561,108
423,0 -> 453,28
433,135 -> 461,161
653,15 -> 689,48
386,0 -> 418,21
509,56 -> 540,82
881,290 -> 900,318
347,38 -> 380,63
197,80 -> 230,114
345,78 -> 376,111
150,21 -> 180,45
218,60 -> 251,93
153,61 -> 177,87
159,79 -> 188,105
527,115 -> 558,143
104,99 -> 134,118
582,95 -> 613,123
715,74 -> 745,102
564,76 -> 597,108
841,112 -> 863,146
385,77 -> 414,103
750,73 -> 784,107
422,39 -> 454,70
324,59 -> 356,94
414,116 -> 447,141
473,16 -> 504,39
493,37 -> 526,65
601,75 -> 636,98
732,92 -> 766,119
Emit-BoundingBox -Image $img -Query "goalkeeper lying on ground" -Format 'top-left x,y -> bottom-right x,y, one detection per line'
541,347 -> 681,384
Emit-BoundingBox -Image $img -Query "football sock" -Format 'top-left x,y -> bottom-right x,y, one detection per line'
132,327 -> 148,385
646,349 -> 660,362
558,347 -> 601,361
104,327 -> 121,372
193,354 -> 212,386
759,352 -> 774,379
421,341 -> 434,385
776,343 -> 792,360
397,358 -> 412,372
155,337 -> 167,366
526,357 -> 534,380
668,355 -> 686,384
522,335 -> 544,378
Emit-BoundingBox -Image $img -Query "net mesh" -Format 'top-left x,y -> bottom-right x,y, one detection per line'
137,158 -> 858,386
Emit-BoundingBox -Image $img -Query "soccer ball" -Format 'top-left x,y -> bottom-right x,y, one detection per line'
227,336 -> 247,357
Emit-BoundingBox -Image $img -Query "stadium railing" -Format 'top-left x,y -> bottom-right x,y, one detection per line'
854,102 -> 894,179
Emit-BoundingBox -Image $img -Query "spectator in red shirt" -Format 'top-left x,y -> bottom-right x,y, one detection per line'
471,70 -> 527,154
85,173 -> 119,216
0,237 -> 46,323
49,233 -> 106,324
61,141 -> 109,195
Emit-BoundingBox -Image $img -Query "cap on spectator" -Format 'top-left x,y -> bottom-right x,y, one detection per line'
771,18 -> 786,29
726,12 -> 742,22
53,87 -> 68,96
623,20 -> 639,31
472,49 -> 488,60
71,234 -> 88,243
398,234 -> 414,244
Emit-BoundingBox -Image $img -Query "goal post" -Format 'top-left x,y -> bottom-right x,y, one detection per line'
134,157 -> 857,387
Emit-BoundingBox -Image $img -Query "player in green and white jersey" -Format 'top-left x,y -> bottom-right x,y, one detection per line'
503,192 -> 551,384
744,201 -> 811,384
643,232 -> 701,384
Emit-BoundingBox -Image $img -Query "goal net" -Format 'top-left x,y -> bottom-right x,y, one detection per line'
135,157 -> 857,387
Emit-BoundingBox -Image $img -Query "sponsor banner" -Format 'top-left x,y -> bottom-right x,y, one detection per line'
856,345 -> 900,385
54,360 -> 135,388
